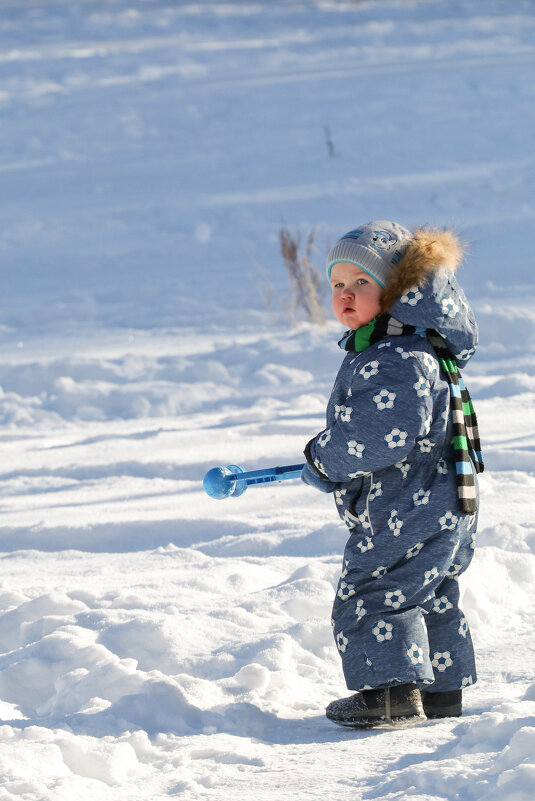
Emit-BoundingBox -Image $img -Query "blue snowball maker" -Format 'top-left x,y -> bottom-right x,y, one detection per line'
203,465 -> 246,499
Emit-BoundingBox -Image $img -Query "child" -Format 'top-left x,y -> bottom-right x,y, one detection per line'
302,220 -> 483,728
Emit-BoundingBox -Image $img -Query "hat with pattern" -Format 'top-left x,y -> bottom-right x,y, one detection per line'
327,220 -> 413,287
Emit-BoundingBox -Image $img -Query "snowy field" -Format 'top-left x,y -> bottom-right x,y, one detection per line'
1,0 -> 535,798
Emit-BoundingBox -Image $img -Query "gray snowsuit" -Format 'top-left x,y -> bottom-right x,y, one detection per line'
303,249 -> 479,693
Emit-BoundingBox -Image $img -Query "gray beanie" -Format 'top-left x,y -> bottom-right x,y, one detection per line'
326,220 -> 413,287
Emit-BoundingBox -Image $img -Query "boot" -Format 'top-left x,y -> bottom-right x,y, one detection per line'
421,689 -> 462,718
326,683 -> 426,729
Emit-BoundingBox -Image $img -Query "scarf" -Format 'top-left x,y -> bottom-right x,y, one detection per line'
339,314 -> 484,515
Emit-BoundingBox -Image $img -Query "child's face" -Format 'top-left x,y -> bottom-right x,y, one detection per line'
330,262 -> 383,328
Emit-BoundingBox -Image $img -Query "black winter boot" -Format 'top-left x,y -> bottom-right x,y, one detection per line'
421,689 -> 462,718
326,683 -> 426,729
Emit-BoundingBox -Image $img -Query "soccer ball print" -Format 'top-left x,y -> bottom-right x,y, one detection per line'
372,566 -> 388,579
354,599 -> 367,620
385,428 -> 408,449
335,488 -> 347,506
384,589 -> 406,610
439,511 -> 458,530
413,376 -> 430,397
317,429 -> 331,448
347,440 -> 365,458
432,651 -> 453,672
441,297 -> 460,318
413,488 -> 431,506
336,631 -> 349,653
407,643 -> 424,665
424,566 -> 440,585
417,438 -> 435,453
373,389 -> 396,410
387,509 -> 403,535
359,360 -> 379,380
400,286 -> 423,306
368,480 -> 383,501
335,404 -> 353,422
356,536 -> 374,553
395,459 -> 410,478
405,542 -> 424,560
372,620 -> 393,642
432,595 -> 454,614
337,582 -> 356,601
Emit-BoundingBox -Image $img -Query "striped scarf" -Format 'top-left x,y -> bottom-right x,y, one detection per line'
339,314 -> 484,515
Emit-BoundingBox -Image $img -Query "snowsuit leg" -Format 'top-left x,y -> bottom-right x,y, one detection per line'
424,523 -> 478,690
424,575 -> 477,690
331,510 -> 477,692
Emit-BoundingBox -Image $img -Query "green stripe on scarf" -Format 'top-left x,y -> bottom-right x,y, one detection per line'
463,399 -> 475,415
453,434 -> 469,450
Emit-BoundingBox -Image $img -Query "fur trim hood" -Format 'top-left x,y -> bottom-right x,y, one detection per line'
380,228 -> 463,313
383,228 -> 478,365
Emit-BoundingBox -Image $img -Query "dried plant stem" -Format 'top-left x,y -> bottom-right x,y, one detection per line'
280,227 -> 326,326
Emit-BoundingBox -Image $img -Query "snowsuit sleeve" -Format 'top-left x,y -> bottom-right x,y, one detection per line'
301,441 -> 340,493
306,349 -> 434,483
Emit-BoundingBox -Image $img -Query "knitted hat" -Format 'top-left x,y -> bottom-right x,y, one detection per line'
327,220 -> 413,288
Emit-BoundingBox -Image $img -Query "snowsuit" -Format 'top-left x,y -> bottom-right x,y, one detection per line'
303,237 -> 479,693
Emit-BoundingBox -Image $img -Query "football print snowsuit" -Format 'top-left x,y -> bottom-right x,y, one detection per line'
303,236 -> 479,692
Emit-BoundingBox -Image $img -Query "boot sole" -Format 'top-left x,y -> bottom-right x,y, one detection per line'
424,706 -> 462,719
327,712 -> 427,730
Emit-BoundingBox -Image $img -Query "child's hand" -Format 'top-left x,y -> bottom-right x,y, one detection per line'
301,462 -> 338,493
301,440 -> 338,493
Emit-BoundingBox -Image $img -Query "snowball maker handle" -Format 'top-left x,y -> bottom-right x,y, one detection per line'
203,463 -> 305,499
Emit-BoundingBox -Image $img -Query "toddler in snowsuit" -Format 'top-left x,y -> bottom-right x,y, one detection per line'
302,220 -> 483,728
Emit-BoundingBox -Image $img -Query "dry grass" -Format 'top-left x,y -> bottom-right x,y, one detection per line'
279,227 -> 326,326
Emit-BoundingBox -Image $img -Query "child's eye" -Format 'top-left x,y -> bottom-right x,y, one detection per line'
357,278 -> 368,285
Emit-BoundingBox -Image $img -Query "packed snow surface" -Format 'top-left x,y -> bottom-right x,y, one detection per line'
1,0 -> 535,799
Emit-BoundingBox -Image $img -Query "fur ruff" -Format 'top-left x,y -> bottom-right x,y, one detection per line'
380,228 -> 464,313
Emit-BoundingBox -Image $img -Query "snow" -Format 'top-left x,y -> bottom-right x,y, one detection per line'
1,0 -> 534,798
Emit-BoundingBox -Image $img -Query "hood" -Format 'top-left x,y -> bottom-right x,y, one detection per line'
381,228 -> 478,366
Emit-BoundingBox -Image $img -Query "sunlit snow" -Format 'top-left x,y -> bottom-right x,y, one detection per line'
1,1 -> 534,799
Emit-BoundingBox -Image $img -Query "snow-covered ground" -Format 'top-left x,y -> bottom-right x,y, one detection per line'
1,1 -> 535,798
